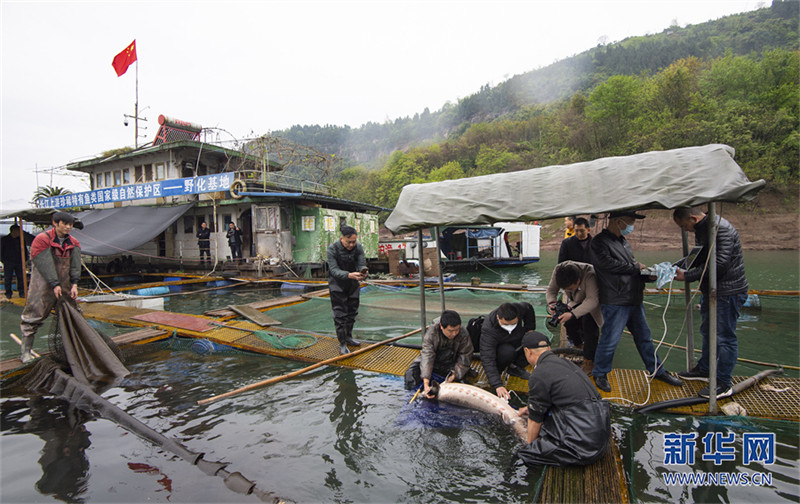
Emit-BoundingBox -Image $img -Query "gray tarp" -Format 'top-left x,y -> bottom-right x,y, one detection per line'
71,204 -> 193,256
0,208 -> 84,229
384,144 -> 766,234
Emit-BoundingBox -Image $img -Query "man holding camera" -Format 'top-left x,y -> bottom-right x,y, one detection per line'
545,261 -> 602,376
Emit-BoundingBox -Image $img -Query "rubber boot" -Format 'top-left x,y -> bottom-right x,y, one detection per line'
20,335 -> 35,364
343,321 -> 359,347
336,327 -> 350,355
581,359 -> 594,377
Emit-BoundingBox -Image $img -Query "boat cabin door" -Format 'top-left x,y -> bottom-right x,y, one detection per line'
253,205 -> 292,262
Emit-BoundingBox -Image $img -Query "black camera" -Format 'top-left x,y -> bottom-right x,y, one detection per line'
547,301 -> 571,327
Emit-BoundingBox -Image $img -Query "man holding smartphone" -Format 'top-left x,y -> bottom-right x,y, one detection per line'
326,225 -> 367,354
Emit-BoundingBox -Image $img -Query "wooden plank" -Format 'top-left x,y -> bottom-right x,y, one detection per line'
228,305 -> 282,326
203,295 -> 308,318
131,312 -> 215,332
112,328 -> 169,345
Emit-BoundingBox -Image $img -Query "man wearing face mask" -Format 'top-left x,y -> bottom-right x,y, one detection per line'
588,211 -> 683,393
480,301 -> 537,400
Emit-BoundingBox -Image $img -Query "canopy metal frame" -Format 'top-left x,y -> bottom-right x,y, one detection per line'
390,145 -> 764,415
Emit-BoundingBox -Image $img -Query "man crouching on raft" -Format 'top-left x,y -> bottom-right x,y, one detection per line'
516,331 -> 610,466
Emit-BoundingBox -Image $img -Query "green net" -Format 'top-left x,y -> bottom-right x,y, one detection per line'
253,331 -> 318,350
265,285 -> 544,345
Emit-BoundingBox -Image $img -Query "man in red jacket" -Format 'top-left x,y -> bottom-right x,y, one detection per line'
19,212 -> 82,363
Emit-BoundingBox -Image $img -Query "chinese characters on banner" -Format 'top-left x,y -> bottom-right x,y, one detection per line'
37,173 -> 235,209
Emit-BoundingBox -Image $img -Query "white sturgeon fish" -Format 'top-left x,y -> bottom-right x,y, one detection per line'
431,382 -> 527,442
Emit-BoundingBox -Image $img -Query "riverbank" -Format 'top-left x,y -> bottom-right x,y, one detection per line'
539,191 -> 799,251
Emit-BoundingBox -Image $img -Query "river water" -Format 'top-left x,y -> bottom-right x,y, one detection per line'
0,250 -> 798,503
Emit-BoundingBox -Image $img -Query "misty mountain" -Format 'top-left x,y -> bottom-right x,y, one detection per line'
273,0 -> 798,171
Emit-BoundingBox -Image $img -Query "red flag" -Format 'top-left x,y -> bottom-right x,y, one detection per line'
112,40 -> 137,77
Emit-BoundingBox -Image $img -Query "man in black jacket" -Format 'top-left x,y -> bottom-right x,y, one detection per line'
196,221 -> 211,267
480,301 -> 536,400
327,225 -> 366,355
589,211 -> 683,393
673,207 -> 748,399
226,222 -> 243,261
1,224 -> 34,299
516,331 -> 610,466
557,217 -> 592,264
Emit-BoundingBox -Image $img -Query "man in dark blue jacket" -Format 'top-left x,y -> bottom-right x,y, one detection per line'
589,211 -> 683,393
673,207 -> 748,399
1,224 -> 34,299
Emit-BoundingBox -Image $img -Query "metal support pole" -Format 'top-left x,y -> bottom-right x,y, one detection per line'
681,229 -> 695,370
16,217 -> 28,298
418,230 -> 427,336
434,226 -> 446,312
708,202 -> 719,414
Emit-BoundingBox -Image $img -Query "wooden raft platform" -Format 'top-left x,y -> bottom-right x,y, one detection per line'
5,297 -> 798,503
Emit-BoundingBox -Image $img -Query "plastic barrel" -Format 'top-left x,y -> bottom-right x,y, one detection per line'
129,286 -> 170,296
191,339 -> 224,355
743,293 -> 761,310
280,282 -> 312,291
206,280 -> 233,287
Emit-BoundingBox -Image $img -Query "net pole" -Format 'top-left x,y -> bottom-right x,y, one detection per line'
681,229 -> 695,370
418,230 -> 427,336
434,226 -> 446,312
707,202 -> 718,413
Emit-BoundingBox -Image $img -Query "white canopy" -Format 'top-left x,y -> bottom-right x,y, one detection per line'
385,144 -> 765,234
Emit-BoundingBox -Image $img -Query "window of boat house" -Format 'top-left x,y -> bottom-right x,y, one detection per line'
96,173 -> 104,189
134,165 -> 144,183
145,164 -> 153,182
155,163 -> 165,180
114,170 -> 122,186
105,172 -> 112,187
183,216 -> 194,234
223,215 -> 232,228
122,168 -> 131,185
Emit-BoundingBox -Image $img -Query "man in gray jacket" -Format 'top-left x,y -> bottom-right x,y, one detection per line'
404,310 -> 473,397
545,261 -> 603,376
673,207 -> 748,399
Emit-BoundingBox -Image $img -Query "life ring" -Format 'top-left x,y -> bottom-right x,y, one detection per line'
229,179 -> 246,199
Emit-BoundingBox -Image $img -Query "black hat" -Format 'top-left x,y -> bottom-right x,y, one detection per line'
609,210 -> 645,219
518,331 -> 550,350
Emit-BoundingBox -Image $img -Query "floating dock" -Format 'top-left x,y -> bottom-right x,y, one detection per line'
3,288 -> 797,504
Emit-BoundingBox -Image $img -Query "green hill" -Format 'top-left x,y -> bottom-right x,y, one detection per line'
273,0 -> 799,211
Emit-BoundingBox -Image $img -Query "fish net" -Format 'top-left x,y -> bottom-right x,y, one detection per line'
252,331 -> 318,350
267,285 -> 543,343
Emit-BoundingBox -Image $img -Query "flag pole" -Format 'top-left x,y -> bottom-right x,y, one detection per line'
134,60 -> 139,148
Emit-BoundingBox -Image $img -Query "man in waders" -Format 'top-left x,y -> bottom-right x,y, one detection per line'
516,331 -> 610,466
326,225 -> 366,355
19,212 -> 82,363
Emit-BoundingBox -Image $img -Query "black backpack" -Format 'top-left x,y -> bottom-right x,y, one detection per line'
466,315 -> 485,352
